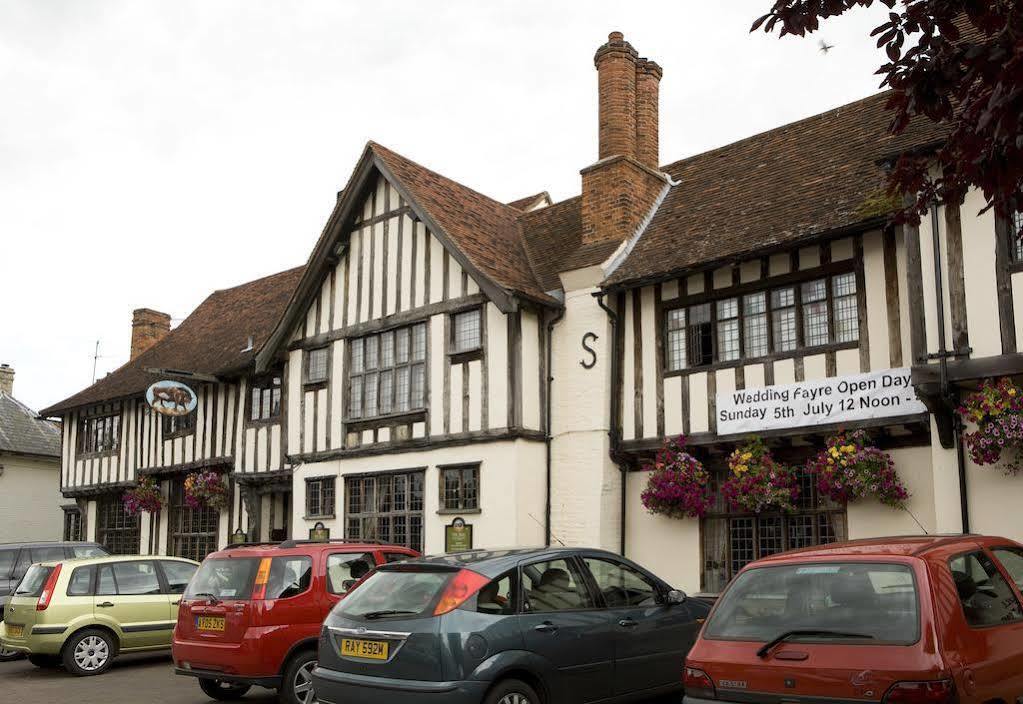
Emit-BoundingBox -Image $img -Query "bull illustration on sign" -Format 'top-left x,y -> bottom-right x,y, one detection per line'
145,380 -> 198,417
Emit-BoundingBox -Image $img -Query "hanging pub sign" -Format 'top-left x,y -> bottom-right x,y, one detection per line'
146,380 -> 198,417
716,367 -> 927,436
444,517 -> 473,553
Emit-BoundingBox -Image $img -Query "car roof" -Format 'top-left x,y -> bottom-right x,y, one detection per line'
204,540 -> 413,559
388,546 -> 627,578
36,554 -> 199,568
0,541 -> 104,549
752,534 -> 1016,564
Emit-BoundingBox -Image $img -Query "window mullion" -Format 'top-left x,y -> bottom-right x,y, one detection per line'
825,274 -> 837,344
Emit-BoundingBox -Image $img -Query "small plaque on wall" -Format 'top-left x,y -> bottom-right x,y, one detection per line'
444,517 -> 473,553
309,521 -> 330,542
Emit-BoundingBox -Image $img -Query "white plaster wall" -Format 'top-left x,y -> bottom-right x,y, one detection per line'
624,470 -> 702,594
960,187 -> 1002,358
846,445 -> 937,539
291,439 -> 546,555
0,455 -> 62,541
964,455 -> 1023,543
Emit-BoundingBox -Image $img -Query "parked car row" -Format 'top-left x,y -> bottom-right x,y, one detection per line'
3,534 -> 1023,704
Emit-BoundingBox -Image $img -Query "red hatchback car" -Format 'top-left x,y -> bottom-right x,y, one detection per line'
171,539 -> 418,703
684,535 -> 1023,704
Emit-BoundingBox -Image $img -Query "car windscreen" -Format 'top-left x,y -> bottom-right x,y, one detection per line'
335,567 -> 455,619
184,558 -> 260,600
704,562 -> 919,644
15,565 -> 53,597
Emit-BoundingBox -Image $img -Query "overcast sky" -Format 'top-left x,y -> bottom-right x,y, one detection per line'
1,0 -> 894,412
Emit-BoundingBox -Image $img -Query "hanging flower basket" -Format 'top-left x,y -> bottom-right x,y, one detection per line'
184,471 -> 229,510
721,437 -> 800,513
807,430 -> 909,508
957,377 -> 1023,475
123,476 -> 163,516
640,435 -> 714,519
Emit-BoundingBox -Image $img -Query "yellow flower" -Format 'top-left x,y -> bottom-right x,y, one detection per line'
742,452 -> 753,461
1010,388 -> 1017,397
829,447 -> 840,458
842,444 -> 855,454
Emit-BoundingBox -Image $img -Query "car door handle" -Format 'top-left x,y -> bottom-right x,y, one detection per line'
97,602 -> 115,608
618,618 -> 638,628
171,600 -> 180,606
534,621 -> 559,634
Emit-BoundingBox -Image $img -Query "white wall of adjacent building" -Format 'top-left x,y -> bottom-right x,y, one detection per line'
0,455 -> 62,542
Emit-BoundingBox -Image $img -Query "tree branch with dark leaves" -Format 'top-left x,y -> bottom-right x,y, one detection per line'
753,1 -> 1023,233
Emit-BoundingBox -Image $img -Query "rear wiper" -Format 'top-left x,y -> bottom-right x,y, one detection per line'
192,592 -> 221,605
361,609 -> 417,620
756,629 -> 874,658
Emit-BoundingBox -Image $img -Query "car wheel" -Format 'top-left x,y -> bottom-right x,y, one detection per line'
0,645 -> 23,662
198,678 -> 251,700
281,650 -> 319,704
61,629 -> 115,676
486,678 -> 542,704
27,654 -> 59,667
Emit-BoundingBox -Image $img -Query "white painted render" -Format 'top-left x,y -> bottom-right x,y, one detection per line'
0,454 -> 62,542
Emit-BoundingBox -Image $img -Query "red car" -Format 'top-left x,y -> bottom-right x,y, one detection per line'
684,535 -> 1023,704
171,539 -> 419,703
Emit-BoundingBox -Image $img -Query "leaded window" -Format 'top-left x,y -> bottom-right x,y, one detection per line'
96,492 -> 140,555
305,477 -> 336,518
665,271 -> 859,371
451,308 -> 482,354
1012,211 -> 1023,262
345,471 -> 424,552
63,507 -> 83,541
441,464 -> 479,511
168,477 -> 219,562
162,410 -> 196,436
305,347 -> 329,385
349,323 -> 426,419
701,467 -> 846,593
78,413 -> 120,455
250,373 -> 282,421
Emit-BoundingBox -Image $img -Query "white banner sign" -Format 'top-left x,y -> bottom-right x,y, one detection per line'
716,368 -> 926,436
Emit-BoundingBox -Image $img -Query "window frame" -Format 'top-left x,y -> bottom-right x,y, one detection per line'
304,346 -> 330,387
248,370 -> 283,425
581,556 -> 664,608
438,463 -> 481,514
96,492 -> 141,555
162,409 -> 197,438
167,477 -> 219,562
305,476 -> 337,519
948,549 -> 1023,629
1007,211 -> 1023,270
343,469 -> 426,553
662,264 -> 861,375
77,411 -> 121,457
518,555 -> 600,614
449,305 -> 485,363
345,321 -> 428,424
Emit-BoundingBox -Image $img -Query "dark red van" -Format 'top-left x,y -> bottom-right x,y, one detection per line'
171,539 -> 418,703
684,535 -> 1023,704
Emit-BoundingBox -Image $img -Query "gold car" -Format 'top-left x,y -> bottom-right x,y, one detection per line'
0,554 -> 198,675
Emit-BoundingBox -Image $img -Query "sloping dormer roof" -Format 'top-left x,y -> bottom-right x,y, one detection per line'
0,392 -> 61,458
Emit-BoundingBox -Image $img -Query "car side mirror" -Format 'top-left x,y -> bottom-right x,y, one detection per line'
666,589 -> 687,605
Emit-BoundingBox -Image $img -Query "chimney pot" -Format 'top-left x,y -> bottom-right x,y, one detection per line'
0,364 -> 13,396
131,308 -> 171,360
635,58 -> 663,169
608,31 -> 624,42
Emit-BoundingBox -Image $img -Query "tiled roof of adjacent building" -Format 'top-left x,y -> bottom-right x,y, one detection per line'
0,392 -> 61,458
40,266 -> 304,416
603,91 -> 948,287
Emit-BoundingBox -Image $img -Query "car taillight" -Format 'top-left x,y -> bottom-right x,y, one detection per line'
37,564 -> 63,611
433,569 -> 490,615
883,680 -> 956,704
251,557 -> 272,600
683,666 -> 716,698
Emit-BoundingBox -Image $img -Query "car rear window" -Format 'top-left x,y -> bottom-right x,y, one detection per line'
72,546 -> 107,559
705,562 -> 919,644
15,565 -> 53,597
335,568 -> 454,619
185,558 -> 260,600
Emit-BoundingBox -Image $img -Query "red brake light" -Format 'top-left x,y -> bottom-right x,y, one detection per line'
251,558 -> 272,600
683,666 -> 716,698
883,680 -> 956,704
37,564 -> 63,611
433,569 -> 490,616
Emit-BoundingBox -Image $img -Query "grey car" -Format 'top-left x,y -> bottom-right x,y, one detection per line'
313,547 -> 709,704
0,541 -> 108,660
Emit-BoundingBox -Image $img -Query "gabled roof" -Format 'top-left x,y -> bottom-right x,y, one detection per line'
41,267 -> 304,417
506,192 -> 552,212
603,91 -> 949,288
0,392 -> 61,458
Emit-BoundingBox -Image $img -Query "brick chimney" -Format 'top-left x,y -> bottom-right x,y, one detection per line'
581,32 -> 667,245
0,364 -> 13,396
131,308 -> 171,360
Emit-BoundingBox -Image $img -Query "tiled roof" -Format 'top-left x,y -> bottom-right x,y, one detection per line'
0,392 -> 61,458
604,91 -> 948,287
370,142 -> 554,304
506,192 -> 551,211
40,267 -> 304,416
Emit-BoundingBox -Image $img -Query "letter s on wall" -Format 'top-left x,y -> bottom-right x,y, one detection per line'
581,332 -> 599,369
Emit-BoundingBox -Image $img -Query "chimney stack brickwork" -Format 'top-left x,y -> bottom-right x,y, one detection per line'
582,32 -> 666,245
131,308 -> 171,360
0,364 -> 13,396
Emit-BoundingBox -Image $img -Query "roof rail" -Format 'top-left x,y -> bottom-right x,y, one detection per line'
277,538 -> 387,549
